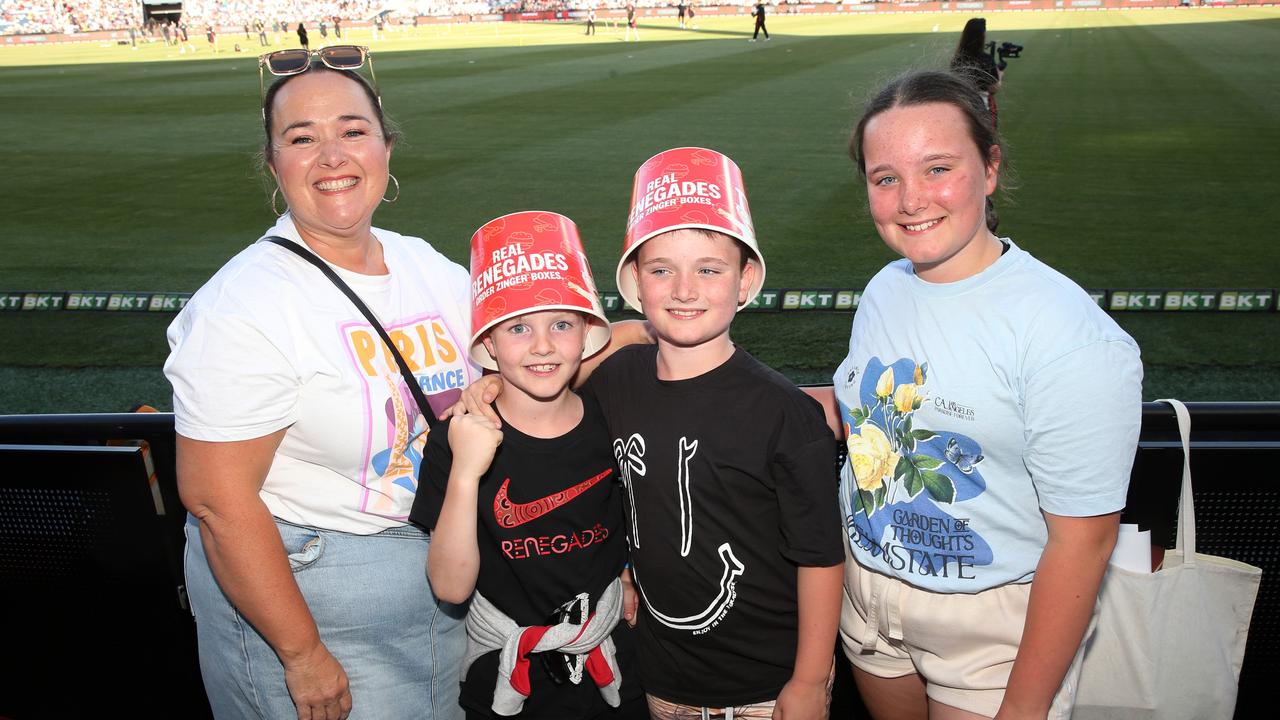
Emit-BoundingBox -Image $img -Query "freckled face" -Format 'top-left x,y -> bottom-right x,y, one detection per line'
862,102 -> 1001,283
268,71 -> 391,243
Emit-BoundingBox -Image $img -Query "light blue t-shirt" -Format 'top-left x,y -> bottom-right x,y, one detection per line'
834,241 -> 1143,593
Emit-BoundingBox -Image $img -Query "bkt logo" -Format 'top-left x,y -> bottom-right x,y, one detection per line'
744,290 -> 780,311
1109,291 -> 1164,311
1163,291 -> 1217,311
1110,290 -> 1274,312
1218,291 -> 1274,312
780,290 -> 861,311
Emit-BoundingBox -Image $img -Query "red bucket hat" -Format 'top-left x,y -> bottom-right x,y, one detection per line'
469,211 -> 611,371
616,147 -> 766,312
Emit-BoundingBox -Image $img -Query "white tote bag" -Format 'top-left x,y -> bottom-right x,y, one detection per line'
1074,399 -> 1261,719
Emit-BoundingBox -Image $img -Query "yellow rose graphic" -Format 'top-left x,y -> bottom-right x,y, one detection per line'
914,365 -> 925,385
893,383 -> 920,414
847,424 -> 900,492
875,367 -> 895,399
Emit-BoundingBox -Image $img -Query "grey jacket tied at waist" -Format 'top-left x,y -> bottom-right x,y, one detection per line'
464,577 -> 624,715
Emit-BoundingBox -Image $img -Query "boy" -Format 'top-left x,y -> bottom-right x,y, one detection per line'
465,150 -> 845,718
412,211 -> 646,720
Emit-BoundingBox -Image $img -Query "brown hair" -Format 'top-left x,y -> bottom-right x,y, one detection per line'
849,70 -> 1006,230
641,227 -> 752,272
260,62 -> 400,166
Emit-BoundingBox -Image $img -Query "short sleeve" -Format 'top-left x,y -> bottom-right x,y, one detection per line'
578,345 -> 628,409
164,305 -> 299,441
408,418 -> 454,530
770,394 -> 846,567
1023,340 -> 1143,516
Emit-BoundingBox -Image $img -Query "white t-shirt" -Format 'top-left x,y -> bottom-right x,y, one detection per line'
834,241 -> 1143,593
165,215 -> 477,535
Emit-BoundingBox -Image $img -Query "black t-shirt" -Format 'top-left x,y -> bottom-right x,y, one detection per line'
411,395 -> 639,719
581,346 -> 844,706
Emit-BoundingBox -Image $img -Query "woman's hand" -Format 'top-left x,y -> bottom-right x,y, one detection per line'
448,413 -> 503,480
438,374 -> 504,426
282,642 -> 353,720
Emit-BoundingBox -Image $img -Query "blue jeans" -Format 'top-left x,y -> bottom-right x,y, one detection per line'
185,515 -> 467,719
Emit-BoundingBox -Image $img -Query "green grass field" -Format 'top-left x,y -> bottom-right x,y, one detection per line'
2,9 -> 1278,413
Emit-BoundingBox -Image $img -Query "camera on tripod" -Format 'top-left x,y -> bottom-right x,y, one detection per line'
985,40 -> 1024,71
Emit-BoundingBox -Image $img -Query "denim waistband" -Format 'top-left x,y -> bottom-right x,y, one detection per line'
186,513 -> 426,540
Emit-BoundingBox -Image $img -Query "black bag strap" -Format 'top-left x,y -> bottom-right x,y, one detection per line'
264,236 -> 438,430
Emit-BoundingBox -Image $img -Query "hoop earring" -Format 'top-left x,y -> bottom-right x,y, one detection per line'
382,174 -> 400,204
271,186 -> 286,217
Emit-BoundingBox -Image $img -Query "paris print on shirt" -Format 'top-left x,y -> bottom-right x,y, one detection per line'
839,357 -> 994,580
614,432 -> 746,633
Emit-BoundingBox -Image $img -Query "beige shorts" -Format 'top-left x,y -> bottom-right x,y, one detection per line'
839,551 -> 1090,719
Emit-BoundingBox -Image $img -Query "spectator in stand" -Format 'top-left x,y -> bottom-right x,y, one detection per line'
834,69 -> 1140,720
168,54 -> 470,720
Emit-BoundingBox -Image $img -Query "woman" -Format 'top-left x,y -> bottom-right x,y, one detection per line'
833,71 -> 1142,719
166,60 -> 473,719
297,22 -> 309,50
951,18 -> 1001,128
168,58 -> 649,719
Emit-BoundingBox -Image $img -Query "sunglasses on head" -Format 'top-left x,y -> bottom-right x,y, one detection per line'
258,45 -> 379,111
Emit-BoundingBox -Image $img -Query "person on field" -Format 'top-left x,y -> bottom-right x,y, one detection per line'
951,18 -> 1002,128
750,1 -> 769,42
625,4 -> 639,42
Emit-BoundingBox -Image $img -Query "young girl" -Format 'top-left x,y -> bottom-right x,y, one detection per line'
833,71 -> 1143,720
411,212 -> 646,720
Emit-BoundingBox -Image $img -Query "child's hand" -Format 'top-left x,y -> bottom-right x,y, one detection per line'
438,375 -> 505,427
448,414 -> 503,480
773,677 -> 828,720
620,566 -> 638,628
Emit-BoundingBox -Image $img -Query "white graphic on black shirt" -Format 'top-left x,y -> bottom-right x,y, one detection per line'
621,433 -> 746,633
677,436 -> 698,557
613,433 -> 646,547
634,542 -> 745,632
